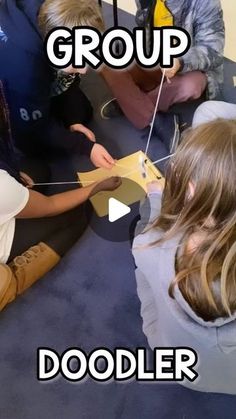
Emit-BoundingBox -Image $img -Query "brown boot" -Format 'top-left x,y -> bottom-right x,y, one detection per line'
0,264 -> 17,311
0,243 -> 60,311
9,242 -> 60,295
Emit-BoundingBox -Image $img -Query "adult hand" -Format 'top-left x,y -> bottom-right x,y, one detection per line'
161,58 -> 181,80
20,172 -> 34,188
90,144 -> 115,169
70,123 -> 96,142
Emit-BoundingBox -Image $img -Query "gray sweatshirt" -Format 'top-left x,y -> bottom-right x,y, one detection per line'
132,193 -> 236,394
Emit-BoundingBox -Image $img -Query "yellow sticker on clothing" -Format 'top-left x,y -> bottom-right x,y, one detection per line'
154,0 -> 174,27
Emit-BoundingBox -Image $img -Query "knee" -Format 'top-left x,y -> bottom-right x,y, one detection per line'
179,74 -> 206,101
182,81 -> 203,101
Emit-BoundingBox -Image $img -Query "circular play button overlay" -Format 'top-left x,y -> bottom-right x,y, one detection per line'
88,177 -> 151,243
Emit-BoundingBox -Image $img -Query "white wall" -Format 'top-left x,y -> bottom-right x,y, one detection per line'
103,0 -> 236,61
103,0 -> 136,15
221,0 -> 236,61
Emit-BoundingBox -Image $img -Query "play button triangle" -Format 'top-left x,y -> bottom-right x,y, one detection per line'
108,198 -> 131,223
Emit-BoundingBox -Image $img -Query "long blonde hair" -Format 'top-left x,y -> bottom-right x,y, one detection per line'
154,119 -> 236,321
38,0 -> 104,36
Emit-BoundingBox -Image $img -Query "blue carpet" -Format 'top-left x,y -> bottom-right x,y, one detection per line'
1,4 -> 236,418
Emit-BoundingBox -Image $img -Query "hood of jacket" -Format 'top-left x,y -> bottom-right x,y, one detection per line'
173,283 -> 236,355
159,234 -> 236,355
133,213 -> 236,356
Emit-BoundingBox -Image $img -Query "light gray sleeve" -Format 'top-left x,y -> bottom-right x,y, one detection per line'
136,268 -> 158,350
135,192 -> 163,236
133,193 -> 162,349
193,101 -> 236,127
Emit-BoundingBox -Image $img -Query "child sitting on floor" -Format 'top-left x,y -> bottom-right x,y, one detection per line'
0,0 -> 114,169
0,83 -> 121,312
101,0 -> 225,150
133,119 -> 236,394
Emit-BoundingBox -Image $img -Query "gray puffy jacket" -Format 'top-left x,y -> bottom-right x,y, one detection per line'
135,0 -> 225,99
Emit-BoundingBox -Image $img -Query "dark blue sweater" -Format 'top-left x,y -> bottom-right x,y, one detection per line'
0,81 -> 21,182
0,0 -> 93,156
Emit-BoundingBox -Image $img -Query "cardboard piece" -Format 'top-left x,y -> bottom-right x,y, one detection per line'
78,150 -> 164,217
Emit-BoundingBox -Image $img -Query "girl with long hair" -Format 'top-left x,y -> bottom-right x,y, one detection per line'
133,119 -> 236,394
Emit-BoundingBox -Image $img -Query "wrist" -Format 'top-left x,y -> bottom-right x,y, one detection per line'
77,134 -> 94,156
88,181 -> 100,197
148,191 -> 163,197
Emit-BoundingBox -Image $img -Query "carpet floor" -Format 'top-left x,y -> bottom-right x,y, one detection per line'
1,4 -> 236,418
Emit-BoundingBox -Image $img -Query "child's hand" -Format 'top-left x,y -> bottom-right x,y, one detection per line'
94,176 -> 122,194
70,123 -> 96,142
90,144 -> 115,169
20,172 -> 34,188
147,180 -> 164,194
161,58 -> 181,79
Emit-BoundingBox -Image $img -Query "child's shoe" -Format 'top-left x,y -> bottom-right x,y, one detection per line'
101,98 -> 123,120
9,242 -> 60,295
0,264 -> 16,311
0,243 -> 60,311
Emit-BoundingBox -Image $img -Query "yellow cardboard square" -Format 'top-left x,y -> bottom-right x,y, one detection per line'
78,151 -> 164,217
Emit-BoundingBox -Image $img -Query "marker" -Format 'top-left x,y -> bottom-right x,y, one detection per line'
139,155 -> 147,179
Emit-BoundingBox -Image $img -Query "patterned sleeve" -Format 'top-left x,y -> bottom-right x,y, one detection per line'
181,0 -> 225,73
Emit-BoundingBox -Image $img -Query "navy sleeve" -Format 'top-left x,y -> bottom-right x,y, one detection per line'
51,79 -> 93,128
38,120 -> 94,156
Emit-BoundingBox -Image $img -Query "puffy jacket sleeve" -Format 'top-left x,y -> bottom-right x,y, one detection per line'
181,0 -> 225,73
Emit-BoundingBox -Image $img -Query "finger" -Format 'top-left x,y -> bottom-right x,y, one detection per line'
103,151 -> 115,166
84,130 -> 96,142
97,158 -> 112,170
87,131 -> 96,142
112,176 -> 121,183
21,174 -> 33,187
88,136 -> 96,143
25,174 -> 33,183
115,177 -> 122,187
26,176 -> 34,186
101,159 -> 113,169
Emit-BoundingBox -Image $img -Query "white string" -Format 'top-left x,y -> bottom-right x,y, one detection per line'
32,72 -> 170,188
33,180 -> 95,187
150,153 -> 175,166
113,153 -> 174,179
33,73 -> 173,190
145,69 -> 166,157
32,154 -> 175,187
